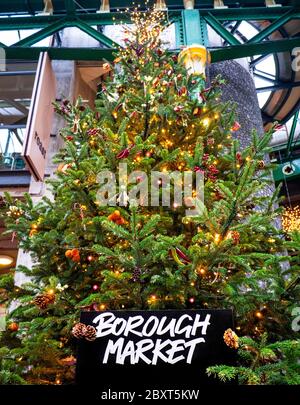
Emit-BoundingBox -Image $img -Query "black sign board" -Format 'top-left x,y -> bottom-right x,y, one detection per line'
76,310 -> 236,387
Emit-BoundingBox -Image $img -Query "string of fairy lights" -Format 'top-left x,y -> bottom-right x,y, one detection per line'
282,205 -> 300,232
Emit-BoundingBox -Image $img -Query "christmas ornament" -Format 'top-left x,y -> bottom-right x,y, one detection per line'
7,205 -> 24,219
178,86 -> 187,96
207,164 -> 219,181
231,121 -> 241,131
29,229 -> 38,237
174,105 -> 184,113
8,322 -> 19,332
59,355 -> 76,366
103,63 -> 110,70
65,248 -> 81,262
107,210 -> 126,225
117,144 -> 134,159
193,107 -> 202,116
236,152 -> 243,164
132,266 -> 142,282
225,230 -> 240,245
152,77 -> 160,87
257,160 -> 265,170
72,322 -> 97,341
65,250 -> 73,259
71,322 -> 86,339
33,293 -> 55,310
170,247 -> 191,266
130,111 -> 139,119
193,166 -> 205,174
87,128 -> 99,137
92,284 -> 99,291
57,163 -> 72,173
66,136 -> 74,141
223,328 -> 239,349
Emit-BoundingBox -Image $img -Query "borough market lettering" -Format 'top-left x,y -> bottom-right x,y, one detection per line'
92,312 -> 211,365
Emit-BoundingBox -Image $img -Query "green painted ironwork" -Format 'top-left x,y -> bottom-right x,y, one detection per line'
204,13 -> 241,46
72,19 -> 120,49
211,37 -> 300,63
11,19 -> 67,47
181,10 -> 208,46
286,110 -> 300,157
247,9 -> 296,44
4,47 -> 116,61
273,158 -> 300,183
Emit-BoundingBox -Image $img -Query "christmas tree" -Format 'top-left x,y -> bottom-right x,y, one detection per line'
0,10 -> 299,385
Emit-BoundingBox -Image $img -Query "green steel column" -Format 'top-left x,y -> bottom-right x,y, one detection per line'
181,10 -> 208,46
286,110 -> 299,157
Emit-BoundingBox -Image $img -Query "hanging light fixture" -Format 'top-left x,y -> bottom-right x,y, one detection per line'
178,45 -> 211,77
0,255 -> 14,267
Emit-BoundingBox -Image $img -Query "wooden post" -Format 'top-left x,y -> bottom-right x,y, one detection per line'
43,0 -> 53,15
183,0 -> 194,10
98,0 -> 110,13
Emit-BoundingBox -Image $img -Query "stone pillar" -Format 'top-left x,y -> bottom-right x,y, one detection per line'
209,61 -> 287,244
209,60 -> 264,145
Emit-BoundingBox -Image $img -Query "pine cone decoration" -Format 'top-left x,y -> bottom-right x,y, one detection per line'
132,266 -> 142,282
257,160 -> 265,170
84,325 -> 97,342
223,328 -> 239,349
72,322 -> 97,341
33,293 -> 55,309
72,323 -> 86,339
0,196 -> 6,209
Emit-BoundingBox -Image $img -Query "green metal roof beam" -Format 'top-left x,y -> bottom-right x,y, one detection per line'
73,19 -> 120,49
286,110 -> 299,157
5,36 -> 300,63
0,8 -> 296,31
210,37 -> 300,63
210,6 -> 295,21
64,0 -> 76,15
248,9 -> 296,44
0,13 -> 132,30
11,18 -> 67,47
4,47 -> 116,61
204,13 -> 241,46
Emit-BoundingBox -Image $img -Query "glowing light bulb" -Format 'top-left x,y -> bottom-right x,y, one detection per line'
202,118 -> 210,127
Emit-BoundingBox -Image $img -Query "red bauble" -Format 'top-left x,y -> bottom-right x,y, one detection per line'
8,322 -> 19,332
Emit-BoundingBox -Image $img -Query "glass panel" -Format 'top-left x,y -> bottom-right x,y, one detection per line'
0,60 -> 37,171
0,128 -> 26,170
